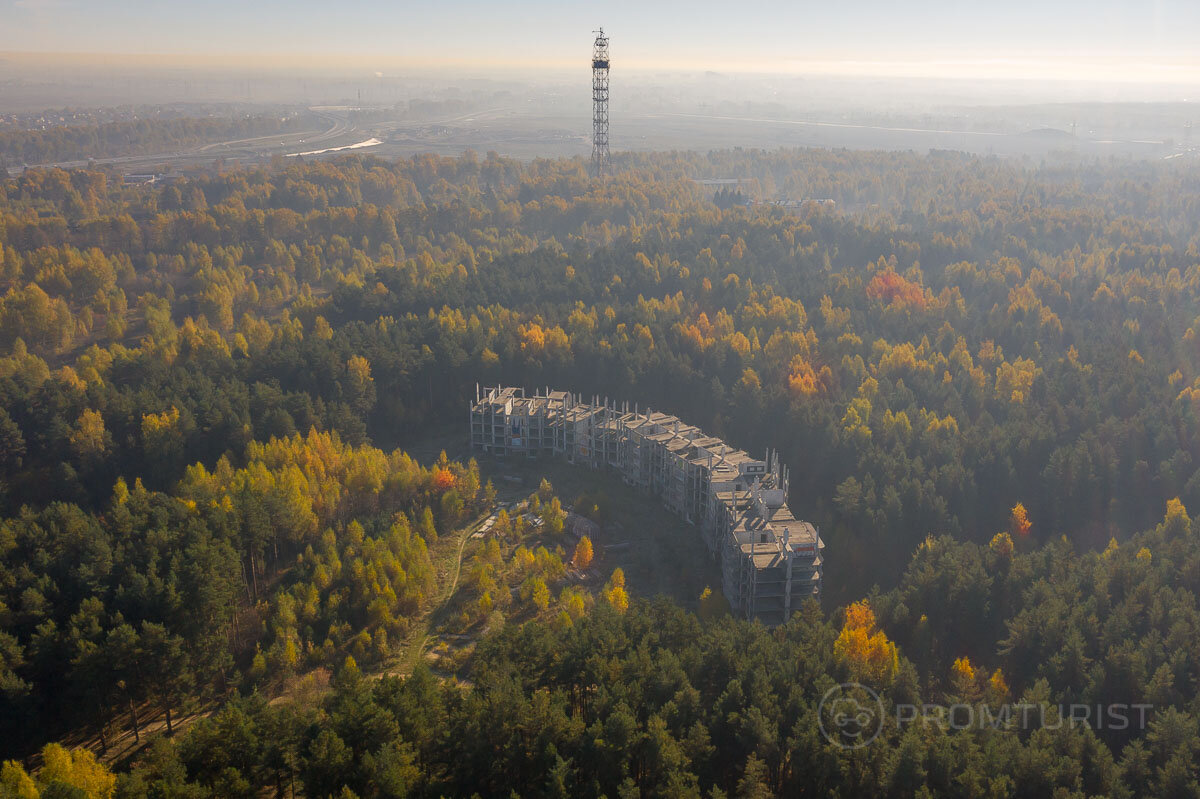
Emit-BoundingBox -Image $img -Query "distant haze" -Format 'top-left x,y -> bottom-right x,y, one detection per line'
5,0 -> 1200,165
3,0 -> 1200,86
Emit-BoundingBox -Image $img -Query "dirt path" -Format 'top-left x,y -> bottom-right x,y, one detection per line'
445,521 -> 473,596
383,511 -> 489,678
72,702 -> 217,767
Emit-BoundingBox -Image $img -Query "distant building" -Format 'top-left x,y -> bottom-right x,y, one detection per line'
470,385 -> 823,624
749,198 -> 837,209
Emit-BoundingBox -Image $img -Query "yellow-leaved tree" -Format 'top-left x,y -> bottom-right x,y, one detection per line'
604,567 -> 629,614
833,600 -> 899,686
1165,497 -> 1191,536
951,656 -> 980,701
572,535 -> 594,569
1009,503 -> 1032,538
989,531 -> 1014,558
1,743 -> 115,799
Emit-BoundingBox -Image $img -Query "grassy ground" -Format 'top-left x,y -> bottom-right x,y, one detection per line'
374,430 -> 724,681
474,452 -> 721,611
382,509 -> 489,678
394,419 -> 722,609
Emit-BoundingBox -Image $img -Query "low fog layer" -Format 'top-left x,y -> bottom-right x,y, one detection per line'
4,54 -> 1200,170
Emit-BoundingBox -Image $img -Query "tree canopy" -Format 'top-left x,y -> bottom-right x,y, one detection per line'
3,146 -> 1200,795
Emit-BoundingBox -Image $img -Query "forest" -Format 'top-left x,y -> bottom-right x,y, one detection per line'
3,147 -> 1200,796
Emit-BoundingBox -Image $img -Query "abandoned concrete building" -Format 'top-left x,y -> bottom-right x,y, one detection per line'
470,385 -> 824,625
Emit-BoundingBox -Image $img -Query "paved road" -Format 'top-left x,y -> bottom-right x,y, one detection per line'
5,108 -> 357,176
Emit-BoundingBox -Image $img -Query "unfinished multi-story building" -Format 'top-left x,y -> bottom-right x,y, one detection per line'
470,385 -> 824,625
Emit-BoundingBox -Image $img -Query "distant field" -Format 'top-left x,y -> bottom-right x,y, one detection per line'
369,107 -> 1184,162
0,113 -> 314,166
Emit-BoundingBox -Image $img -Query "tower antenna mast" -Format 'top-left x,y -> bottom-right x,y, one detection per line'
591,27 -> 610,177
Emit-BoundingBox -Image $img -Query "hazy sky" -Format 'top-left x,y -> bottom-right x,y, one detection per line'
5,0 -> 1200,82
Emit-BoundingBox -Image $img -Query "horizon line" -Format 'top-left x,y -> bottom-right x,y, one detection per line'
4,49 -> 1200,87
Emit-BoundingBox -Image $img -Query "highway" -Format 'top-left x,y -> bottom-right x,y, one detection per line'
4,108 -> 358,176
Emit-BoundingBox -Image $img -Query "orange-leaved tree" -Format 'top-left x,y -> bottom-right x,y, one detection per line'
432,467 -> 457,493
572,535 -> 594,570
1009,503 -> 1032,537
833,600 -> 899,685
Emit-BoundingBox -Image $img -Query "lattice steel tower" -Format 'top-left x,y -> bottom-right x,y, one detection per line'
591,28 -> 610,176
